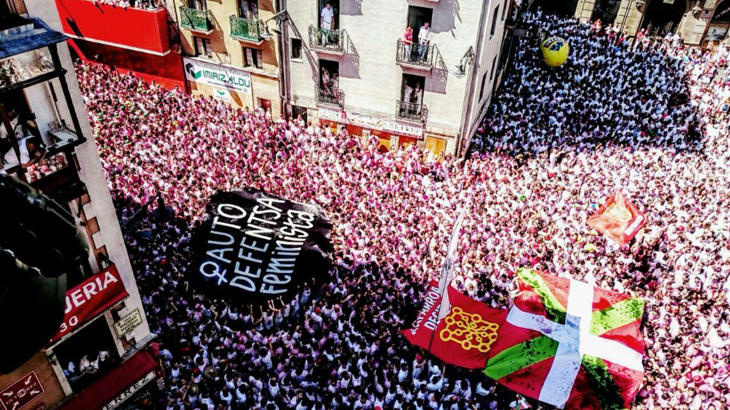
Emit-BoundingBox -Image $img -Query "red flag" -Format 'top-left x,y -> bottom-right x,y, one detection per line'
587,191 -> 646,246
401,281 -> 508,369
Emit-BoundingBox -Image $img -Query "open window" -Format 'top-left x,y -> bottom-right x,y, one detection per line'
188,0 -> 206,10
318,0 -> 339,30
238,0 -> 258,19
398,74 -> 425,120
317,59 -> 340,104
52,317 -> 120,393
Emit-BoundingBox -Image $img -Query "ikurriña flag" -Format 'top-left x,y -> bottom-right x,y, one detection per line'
587,191 -> 646,246
484,268 -> 645,410
401,281 -> 508,369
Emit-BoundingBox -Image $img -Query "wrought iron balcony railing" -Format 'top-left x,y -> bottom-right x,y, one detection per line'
180,6 -> 213,32
229,15 -> 264,43
315,86 -> 344,107
396,39 -> 435,69
396,99 -> 427,123
308,25 -> 345,54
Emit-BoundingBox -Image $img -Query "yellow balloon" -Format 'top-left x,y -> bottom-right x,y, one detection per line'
540,37 -> 570,67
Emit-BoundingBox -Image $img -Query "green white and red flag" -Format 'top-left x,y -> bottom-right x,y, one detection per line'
484,268 -> 645,410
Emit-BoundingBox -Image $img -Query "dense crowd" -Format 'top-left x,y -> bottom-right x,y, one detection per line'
77,10 -> 730,409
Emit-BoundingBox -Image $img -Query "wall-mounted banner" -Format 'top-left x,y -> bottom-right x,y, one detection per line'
183,57 -> 252,93
189,189 -> 333,305
317,108 -> 425,139
50,265 -> 128,344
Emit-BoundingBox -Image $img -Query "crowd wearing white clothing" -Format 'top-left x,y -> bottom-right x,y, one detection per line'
76,11 -> 730,409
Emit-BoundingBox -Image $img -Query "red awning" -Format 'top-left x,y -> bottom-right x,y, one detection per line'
60,350 -> 158,409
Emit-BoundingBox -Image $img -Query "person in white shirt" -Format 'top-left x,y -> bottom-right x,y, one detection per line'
418,22 -> 431,61
320,2 -> 334,46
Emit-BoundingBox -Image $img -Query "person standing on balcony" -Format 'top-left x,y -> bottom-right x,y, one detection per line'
321,67 -> 332,98
401,81 -> 413,117
321,2 -> 335,46
403,27 -> 414,61
418,22 -> 431,62
410,82 -> 423,117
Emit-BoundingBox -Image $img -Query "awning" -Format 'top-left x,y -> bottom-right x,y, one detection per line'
60,350 -> 158,410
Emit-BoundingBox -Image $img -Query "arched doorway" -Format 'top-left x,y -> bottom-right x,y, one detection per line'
591,0 -> 621,24
704,0 -> 730,43
641,0 -> 688,37
529,0 -> 579,18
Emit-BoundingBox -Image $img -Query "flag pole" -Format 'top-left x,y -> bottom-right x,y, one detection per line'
427,210 -> 465,353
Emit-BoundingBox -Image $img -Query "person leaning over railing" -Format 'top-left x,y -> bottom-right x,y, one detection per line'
403,27 -> 414,61
418,22 -> 431,62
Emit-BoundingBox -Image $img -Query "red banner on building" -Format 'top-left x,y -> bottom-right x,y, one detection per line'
587,191 -> 646,246
0,371 -> 44,410
50,265 -> 128,343
400,281 -> 508,369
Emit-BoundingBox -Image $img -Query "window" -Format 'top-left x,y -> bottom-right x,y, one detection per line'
189,0 -> 206,10
490,55 -> 497,80
479,72 -> 488,101
291,38 -> 302,59
238,0 -> 258,19
194,36 -> 212,58
502,0 -> 508,20
243,47 -> 263,69
490,5 -> 499,37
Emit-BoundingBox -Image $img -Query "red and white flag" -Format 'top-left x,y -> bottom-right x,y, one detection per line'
587,191 -> 646,246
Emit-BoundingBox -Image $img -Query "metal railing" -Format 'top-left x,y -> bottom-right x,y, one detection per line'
396,39 -> 435,67
309,25 -> 345,53
396,100 -> 427,123
180,7 -> 213,32
315,86 -> 344,107
229,15 -> 264,42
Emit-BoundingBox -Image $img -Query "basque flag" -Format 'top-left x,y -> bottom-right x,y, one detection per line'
484,269 -> 645,409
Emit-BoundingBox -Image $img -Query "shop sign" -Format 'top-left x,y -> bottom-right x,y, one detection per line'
381,120 -> 424,138
0,372 -> 44,410
318,109 -> 424,139
113,309 -> 143,338
317,108 -> 346,123
212,87 -> 233,102
347,112 -> 382,129
101,371 -> 155,410
183,57 -> 252,93
50,265 -> 128,343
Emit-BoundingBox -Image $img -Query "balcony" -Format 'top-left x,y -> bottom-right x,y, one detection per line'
229,16 -> 265,45
396,39 -> 436,71
308,25 -> 346,55
396,100 -> 427,124
315,86 -> 344,107
180,7 -> 214,34
54,0 -> 171,55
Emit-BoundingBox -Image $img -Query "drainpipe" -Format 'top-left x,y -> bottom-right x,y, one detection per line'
277,0 -> 292,119
456,2 -> 490,158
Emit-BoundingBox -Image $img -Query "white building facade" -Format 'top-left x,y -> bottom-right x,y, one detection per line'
282,0 -> 510,156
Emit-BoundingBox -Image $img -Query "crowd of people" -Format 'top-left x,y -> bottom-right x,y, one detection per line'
86,0 -> 160,9
76,9 -> 730,409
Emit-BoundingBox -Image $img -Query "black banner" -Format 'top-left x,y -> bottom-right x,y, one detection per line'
190,189 -> 332,305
